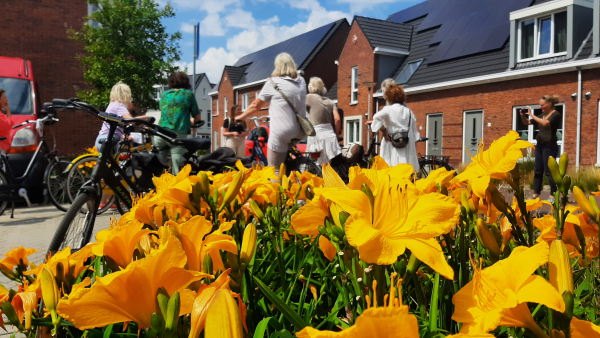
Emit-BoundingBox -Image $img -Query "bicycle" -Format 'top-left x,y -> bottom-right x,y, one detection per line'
47,98 -> 210,252
247,116 -> 321,177
415,137 -> 454,178
0,107 -> 71,217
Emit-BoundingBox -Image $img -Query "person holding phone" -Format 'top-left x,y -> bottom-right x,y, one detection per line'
519,95 -> 561,202
222,105 -> 248,156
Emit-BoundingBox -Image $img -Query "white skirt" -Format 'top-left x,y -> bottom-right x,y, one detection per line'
306,124 -> 341,165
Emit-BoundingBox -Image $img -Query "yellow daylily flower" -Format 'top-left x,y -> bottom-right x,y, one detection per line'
347,160 -> 414,194
571,317 -> 600,338
452,242 -> 565,335
446,334 -> 497,338
91,220 -> 151,269
0,284 -> 10,331
189,269 -> 247,338
322,178 -> 459,279
11,291 -> 37,330
57,238 -> 210,329
0,246 -> 38,270
415,167 -> 456,194
453,131 -> 532,198
297,272 -> 419,338
150,165 -> 199,212
205,289 -> 245,338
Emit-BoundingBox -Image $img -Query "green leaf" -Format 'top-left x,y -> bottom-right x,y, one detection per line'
253,317 -> 282,338
103,323 -> 114,338
253,276 -> 307,331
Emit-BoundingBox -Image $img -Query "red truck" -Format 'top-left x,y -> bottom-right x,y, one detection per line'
0,56 -> 41,177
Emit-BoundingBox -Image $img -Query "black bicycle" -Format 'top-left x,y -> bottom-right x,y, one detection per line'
47,98 -> 210,252
415,137 -> 454,178
0,107 -> 71,217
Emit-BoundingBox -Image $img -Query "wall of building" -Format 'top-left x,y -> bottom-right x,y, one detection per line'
337,21 -> 377,148
193,76 -> 213,138
304,22 -> 351,91
2,0 -> 99,156
373,69 -> 600,167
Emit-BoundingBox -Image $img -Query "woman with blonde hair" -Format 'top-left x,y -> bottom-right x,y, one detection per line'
236,52 -> 307,174
305,77 -> 340,165
367,83 -> 419,168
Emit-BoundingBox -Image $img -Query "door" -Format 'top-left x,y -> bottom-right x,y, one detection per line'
463,111 -> 483,164
427,114 -> 443,156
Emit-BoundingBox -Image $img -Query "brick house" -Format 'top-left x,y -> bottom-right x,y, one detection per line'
339,0 -> 600,168
2,1 -> 100,156
209,19 -> 350,150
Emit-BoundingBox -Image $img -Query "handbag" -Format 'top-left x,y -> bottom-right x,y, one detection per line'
269,78 -> 316,137
389,109 -> 412,149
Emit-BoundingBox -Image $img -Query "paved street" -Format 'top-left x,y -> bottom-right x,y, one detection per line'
0,205 -> 113,337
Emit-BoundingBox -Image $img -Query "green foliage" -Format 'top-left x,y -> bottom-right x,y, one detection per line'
69,0 -> 181,110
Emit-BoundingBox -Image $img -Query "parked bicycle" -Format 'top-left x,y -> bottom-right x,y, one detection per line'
247,116 -> 321,176
47,98 -> 210,252
0,106 -> 70,216
416,137 -> 454,178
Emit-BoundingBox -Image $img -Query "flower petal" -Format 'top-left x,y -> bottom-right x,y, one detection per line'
402,238 -> 454,280
515,275 -> 565,312
345,212 -> 406,265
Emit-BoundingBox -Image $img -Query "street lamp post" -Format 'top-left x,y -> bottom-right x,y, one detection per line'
363,82 -> 377,149
193,23 -> 199,93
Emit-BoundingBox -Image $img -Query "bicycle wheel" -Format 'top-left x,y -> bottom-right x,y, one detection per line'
418,158 -> 454,178
66,156 -> 115,214
0,169 -> 7,216
46,160 -> 71,212
48,192 -> 97,252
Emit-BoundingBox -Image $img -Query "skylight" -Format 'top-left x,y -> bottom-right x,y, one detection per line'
395,59 -> 423,85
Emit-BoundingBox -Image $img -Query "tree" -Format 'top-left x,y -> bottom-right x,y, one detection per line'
69,0 -> 181,110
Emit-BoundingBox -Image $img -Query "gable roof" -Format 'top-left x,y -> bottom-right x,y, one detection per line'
325,82 -> 338,101
354,16 -> 413,53
193,73 -> 207,89
215,19 -> 348,90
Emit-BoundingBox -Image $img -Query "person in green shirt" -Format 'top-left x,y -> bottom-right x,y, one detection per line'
155,72 -> 202,174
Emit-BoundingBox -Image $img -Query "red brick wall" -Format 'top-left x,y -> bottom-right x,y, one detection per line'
337,21 -> 377,147
2,0 -> 100,156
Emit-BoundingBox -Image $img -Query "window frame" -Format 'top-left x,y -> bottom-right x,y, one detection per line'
214,99 -> 219,117
512,103 -> 565,155
350,66 -> 358,105
344,114 -> 363,145
224,97 -> 228,118
214,130 -> 219,151
242,93 -> 249,111
517,10 -> 567,63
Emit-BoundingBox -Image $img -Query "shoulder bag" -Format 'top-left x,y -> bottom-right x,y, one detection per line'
269,78 -> 315,137
389,109 -> 412,149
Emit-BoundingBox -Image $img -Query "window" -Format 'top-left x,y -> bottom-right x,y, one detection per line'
242,93 -> 249,111
203,88 -> 206,98
224,97 -> 228,117
395,59 -> 423,85
518,11 -> 567,61
513,104 -> 564,154
344,115 -> 362,145
351,67 -> 358,104
207,112 -> 211,128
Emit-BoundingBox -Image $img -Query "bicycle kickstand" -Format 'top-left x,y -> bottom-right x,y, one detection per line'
10,202 -> 14,219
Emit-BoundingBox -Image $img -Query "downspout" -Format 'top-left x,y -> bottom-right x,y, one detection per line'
576,67 -> 582,169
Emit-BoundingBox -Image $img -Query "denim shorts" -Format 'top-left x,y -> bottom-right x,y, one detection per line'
95,134 -> 120,155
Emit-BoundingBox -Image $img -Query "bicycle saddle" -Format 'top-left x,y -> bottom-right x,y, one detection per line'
173,138 -> 211,151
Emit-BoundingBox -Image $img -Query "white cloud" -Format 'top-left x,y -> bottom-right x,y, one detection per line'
180,22 -> 195,34
224,8 -> 256,29
181,47 -> 238,82
200,14 -> 226,36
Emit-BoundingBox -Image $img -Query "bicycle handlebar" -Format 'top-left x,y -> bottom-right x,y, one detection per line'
12,115 -> 59,129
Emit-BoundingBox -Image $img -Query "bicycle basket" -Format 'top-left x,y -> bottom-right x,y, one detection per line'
131,152 -> 168,189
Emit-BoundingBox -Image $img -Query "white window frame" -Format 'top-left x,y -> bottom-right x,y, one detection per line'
242,93 -> 249,111
350,66 -> 358,105
214,130 -> 219,151
517,10 -> 567,63
344,115 -> 363,145
207,112 -> 211,128
462,110 -> 485,163
426,113 -> 443,156
224,97 -> 228,118
512,104 -> 565,155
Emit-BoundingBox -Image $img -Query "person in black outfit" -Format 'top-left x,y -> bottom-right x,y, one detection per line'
221,105 -> 248,156
519,96 -> 561,202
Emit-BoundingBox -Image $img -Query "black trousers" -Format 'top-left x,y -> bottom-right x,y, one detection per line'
534,141 -> 559,195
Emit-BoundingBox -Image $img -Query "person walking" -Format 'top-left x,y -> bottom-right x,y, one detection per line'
0,89 -> 13,152
236,53 -> 307,174
367,83 -> 420,169
305,77 -> 341,165
222,104 -> 248,156
519,95 -> 561,202
156,72 -> 202,174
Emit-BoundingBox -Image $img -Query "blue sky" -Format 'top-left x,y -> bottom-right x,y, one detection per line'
161,0 -> 425,83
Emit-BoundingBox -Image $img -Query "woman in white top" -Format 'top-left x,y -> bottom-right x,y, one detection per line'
236,53 -> 307,174
305,77 -> 341,165
368,83 -> 420,169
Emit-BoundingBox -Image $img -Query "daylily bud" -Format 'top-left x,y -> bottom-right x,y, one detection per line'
151,313 -> 162,333
476,219 -> 501,257
40,268 -> 60,326
549,240 -> 574,296
573,186 -> 597,220
573,224 -> 586,253
548,157 -> 563,190
460,191 -> 470,213
361,184 -> 375,215
559,153 -> 569,177
589,195 -> 599,215
156,287 -> 170,322
488,185 -> 509,215
489,223 -> 501,244
468,199 -> 477,215
219,171 -> 245,212
331,225 -> 345,242
318,226 -> 329,238
1,301 -> 23,331
279,163 -> 286,182
393,259 -> 407,277
164,291 -> 180,336
562,176 -> 571,194
203,254 -> 213,275
205,290 -> 244,338
0,262 -> 15,280
249,200 -> 266,224
282,174 -> 290,190
200,172 -> 210,195
212,187 -> 219,205
240,223 -> 257,267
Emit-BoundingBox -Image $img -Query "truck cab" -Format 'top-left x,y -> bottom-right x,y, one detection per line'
0,56 -> 40,177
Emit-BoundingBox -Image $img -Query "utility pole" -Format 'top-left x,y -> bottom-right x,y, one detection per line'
193,23 -> 199,93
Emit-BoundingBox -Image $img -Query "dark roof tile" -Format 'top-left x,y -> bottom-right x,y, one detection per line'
354,16 -> 413,52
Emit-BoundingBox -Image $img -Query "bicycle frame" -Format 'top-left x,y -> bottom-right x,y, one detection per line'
248,117 -> 268,165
